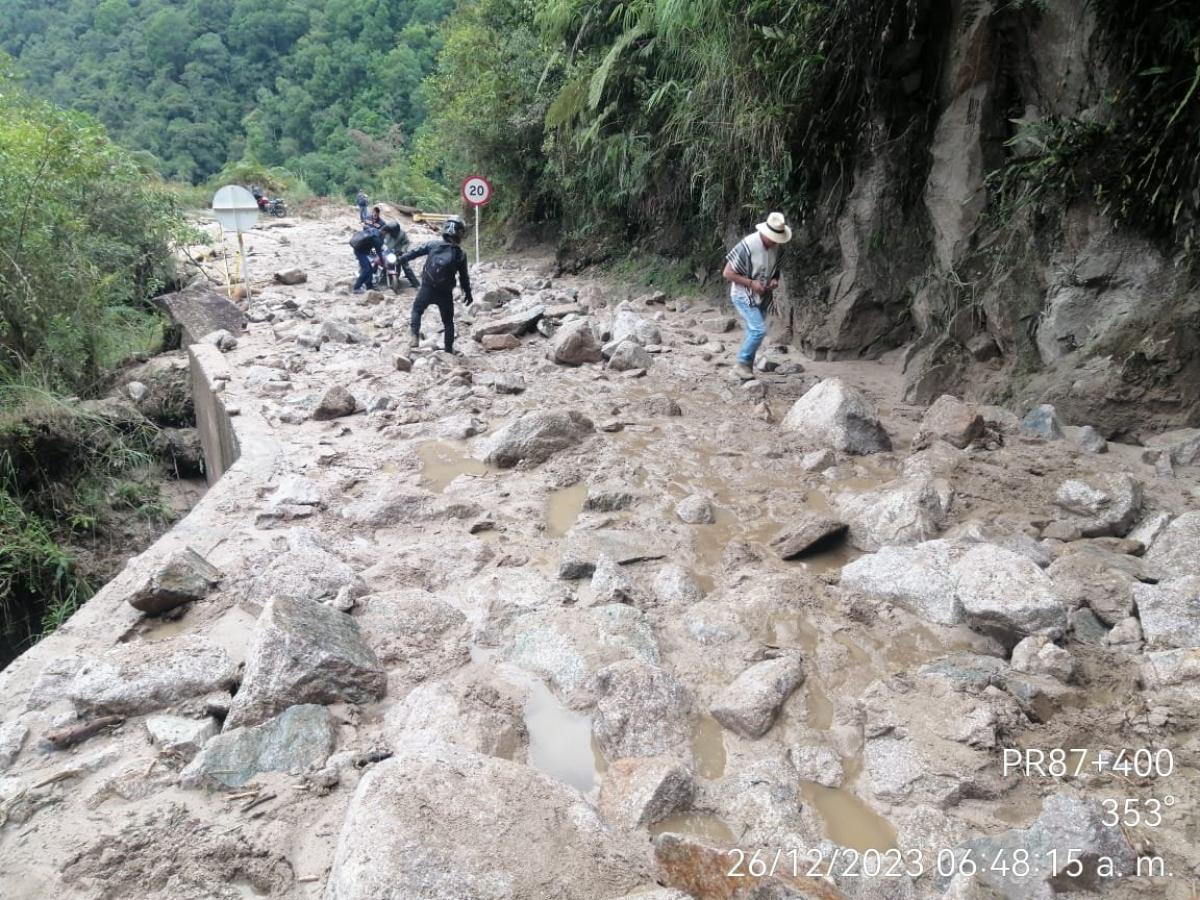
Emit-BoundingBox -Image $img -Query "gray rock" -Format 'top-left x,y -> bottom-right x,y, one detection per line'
325,740 -> 648,900
201,328 -> 238,351
127,548 -> 221,615
944,792 -> 1136,896
393,353 -> 412,372
1104,616 -> 1143,648
584,486 -> 637,512
226,595 -> 385,729
0,719 -> 29,769
953,545 -> 1069,644
1142,427 -> 1200,467
611,306 -> 662,346
471,303 -> 545,341
26,656 -> 84,710
551,317 -> 603,366
607,340 -> 653,372
591,555 -> 635,604
245,530 -> 366,604
1054,473 -> 1142,537
1128,511 -> 1171,549
1070,607 -> 1109,644
835,478 -> 953,550
274,267 -> 307,285
340,491 -> 431,528
1076,425 -> 1108,453
799,449 -> 837,473
913,394 -> 983,449
788,744 -> 844,787
980,405 -> 1022,432
598,756 -> 696,829
635,396 -> 682,417
480,409 -> 594,468
1019,404 -> 1065,440
701,315 -> 736,333
157,284 -> 247,346
312,385 -> 357,420
1046,550 -> 1137,626
781,378 -> 892,454
181,704 -> 336,789
1141,648 -> 1200,688
438,413 -> 487,440
1132,577 -> 1200,649
770,513 -> 847,559
710,654 -> 804,739
383,679 -> 527,762
482,332 -> 521,351
675,494 -> 716,525
591,660 -> 693,761
354,590 -> 469,682
1010,636 -> 1075,682
558,528 -> 666,580
840,540 -> 964,625
478,372 -> 526,394
317,320 -> 365,344
145,715 -> 219,759
69,638 -> 237,717
1145,511 -> 1200,578
653,565 -> 705,604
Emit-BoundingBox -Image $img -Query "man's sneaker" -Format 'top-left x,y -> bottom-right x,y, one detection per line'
734,363 -> 755,380
352,287 -> 365,294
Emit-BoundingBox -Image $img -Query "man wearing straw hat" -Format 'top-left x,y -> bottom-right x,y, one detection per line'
722,211 -> 792,380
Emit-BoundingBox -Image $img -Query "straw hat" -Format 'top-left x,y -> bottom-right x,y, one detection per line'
755,211 -> 792,244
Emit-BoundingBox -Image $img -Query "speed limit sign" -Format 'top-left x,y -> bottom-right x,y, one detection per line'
461,175 -> 492,207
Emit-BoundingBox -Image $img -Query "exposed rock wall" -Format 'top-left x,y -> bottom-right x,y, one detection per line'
787,0 -> 1200,438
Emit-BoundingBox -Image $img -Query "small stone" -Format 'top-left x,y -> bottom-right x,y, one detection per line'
1076,426 -> 1108,454
701,316 -> 736,333
201,329 -> 238,351
740,379 -> 767,399
637,397 -> 682,417
788,744 -> 844,787
1104,616 -> 1143,647
799,449 -> 836,473
393,355 -> 412,372
675,494 -> 716,525
913,394 -> 984,449
126,381 -> 148,402
313,385 -> 357,420
592,555 -> 635,604
653,565 -> 705,604
145,715 -> 219,760
607,341 -> 653,372
1010,635 -> 1075,682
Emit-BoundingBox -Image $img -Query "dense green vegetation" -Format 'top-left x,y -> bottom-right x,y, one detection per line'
0,0 -> 454,194
0,65 -> 185,664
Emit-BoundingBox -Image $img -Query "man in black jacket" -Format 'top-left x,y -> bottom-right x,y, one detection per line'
350,223 -> 383,293
398,216 -> 474,354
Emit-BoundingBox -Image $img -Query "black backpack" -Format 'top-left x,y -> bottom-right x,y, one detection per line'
421,242 -> 463,291
349,228 -> 376,252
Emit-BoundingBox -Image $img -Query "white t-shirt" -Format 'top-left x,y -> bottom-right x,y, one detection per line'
726,232 -> 779,305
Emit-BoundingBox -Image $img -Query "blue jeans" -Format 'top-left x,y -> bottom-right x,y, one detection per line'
353,250 -> 373,290
732,295 -> 770,365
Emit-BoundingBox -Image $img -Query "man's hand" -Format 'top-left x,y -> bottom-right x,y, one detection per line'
750,280 -> 767,295
767,278 -> 779,290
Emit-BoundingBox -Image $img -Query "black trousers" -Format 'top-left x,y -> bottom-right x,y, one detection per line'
411,288 -> 454,350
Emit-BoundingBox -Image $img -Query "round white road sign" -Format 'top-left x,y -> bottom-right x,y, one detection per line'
461,175 -> 493,207
211,184 -> 260,232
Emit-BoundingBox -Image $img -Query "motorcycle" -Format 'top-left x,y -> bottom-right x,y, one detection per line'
254,194 -> 287,217
370,248 -> 405,294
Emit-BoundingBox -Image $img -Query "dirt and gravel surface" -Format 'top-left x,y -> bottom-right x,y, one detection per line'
0,207 -> 1197,900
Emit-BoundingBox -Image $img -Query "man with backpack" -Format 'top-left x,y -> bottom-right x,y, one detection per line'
349,222 -> 384,293
722,211 -> 791,379
355,190 -> 369,222
398,216 -> 474,354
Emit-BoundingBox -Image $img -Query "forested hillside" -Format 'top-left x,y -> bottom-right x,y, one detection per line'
0,0 -> 453,192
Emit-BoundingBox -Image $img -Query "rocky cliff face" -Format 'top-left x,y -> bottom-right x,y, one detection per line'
789,0 -> 1200,439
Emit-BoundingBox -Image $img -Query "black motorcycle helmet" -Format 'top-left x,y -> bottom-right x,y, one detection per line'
382,221 -> 402,240
441,215 -> 466,243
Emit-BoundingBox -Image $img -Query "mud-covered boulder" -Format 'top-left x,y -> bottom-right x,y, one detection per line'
353,589 -> 470,683
610,305 -> 662,346
128,548 -> 221,615
1145,511 -> 1200,579
607,340 -> 653,372
840,540 -> 965,625
781,378 -> 892,454
382,678 -> 527,762
244,529 -> 367,605
312,385 -> 357,420
324,740 -> 649,900
913,394 -> 984,449
591,660 -> 693,761
653,565 -> 705,604
835,478 -> 953,550
471,303 -> 545,341
1132,577 -> 1200,649
598,756 -> 696,830
953,545 -> 1069,645
480,410 -> 594,467
770,513 -> 848,560
550,318 -> 603,366
115,352 -> 193,425
1054,472 -> 1143,537
710,653 -> 804,739
1047,549 -> 1138,626
675,494 -> 716,525
225,595 -> 385,729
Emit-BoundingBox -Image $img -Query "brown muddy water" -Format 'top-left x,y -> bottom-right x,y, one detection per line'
416,440 -> 494,492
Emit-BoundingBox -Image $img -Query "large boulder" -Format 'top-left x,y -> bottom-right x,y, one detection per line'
557,528 -> 666,580
480,410 -> 594,468
245,530 -> 366,604
312,385 -> 357,421
834,478 -> 953,550
840,540 -> 965,626
770,513 -> 847,560
324,740 -> 649,900
610,306 -> 662,346
591,660 -> 693,761
550,318 -> 603,366
383,678 -> 527,762
1053,473 -> 1143,537
127,548 -> 221,615
953,545 -> 1069,645
709,654 -> 804,739
912,394 -> 984,449
1145,511 -> 1200,578
1019,404 -> 1066,440
181,704 -> 336,789
225,595 -> 386,729
68,638 -> 238,717
1132,577 -> 1200,649
471,303 -> 545,341
1046,549 -> 1138,626
607,341 -> 653,372
598,756 -> 696,830
353,590 -> 470,684
781,378 -> 892,454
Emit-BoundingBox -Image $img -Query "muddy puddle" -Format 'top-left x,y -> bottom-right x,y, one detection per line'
416,441 -> 493,492
523,676 -> 600,792
650,813 -> 737,844
546,482 -> 588,537
691,715 -> 727,779
131,604 -> 257,665
801,781 -> 897,852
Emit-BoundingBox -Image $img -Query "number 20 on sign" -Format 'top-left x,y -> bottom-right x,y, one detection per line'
461,175 -> 493,266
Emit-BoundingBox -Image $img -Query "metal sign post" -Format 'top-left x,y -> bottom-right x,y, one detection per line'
211,185 -> 260,302
461,175 -> 493,266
